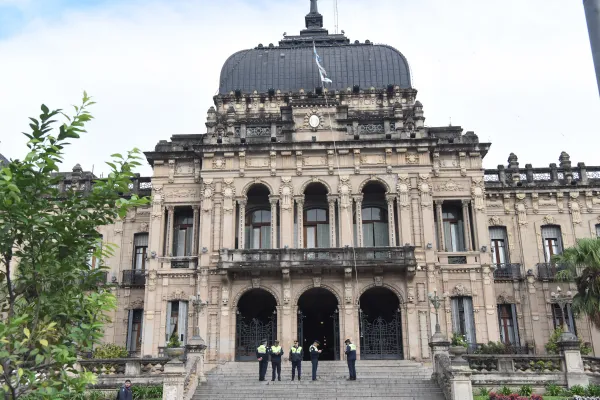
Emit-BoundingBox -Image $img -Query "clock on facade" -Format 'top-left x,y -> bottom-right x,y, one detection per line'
308,114 -> 320,129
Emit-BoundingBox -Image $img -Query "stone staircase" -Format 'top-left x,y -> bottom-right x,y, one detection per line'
193,360 -> 445,399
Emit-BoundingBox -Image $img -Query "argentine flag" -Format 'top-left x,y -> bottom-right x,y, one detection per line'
313,43 -> 333,84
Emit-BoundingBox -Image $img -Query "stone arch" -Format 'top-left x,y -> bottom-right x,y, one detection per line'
357,176 -> 392,194
299,178 -> 332,195
232,284 -> 281,308
241,180 -> 274,196
294,283 -> 342,307
356,282 -> 404,305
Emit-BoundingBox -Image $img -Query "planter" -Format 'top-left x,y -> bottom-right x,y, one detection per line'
449,345 -> 467,362
164,347 -> 185,360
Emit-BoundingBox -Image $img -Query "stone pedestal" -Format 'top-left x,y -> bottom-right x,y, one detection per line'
449,364 -> 473,400
559,336 -> 590,388
428,331 -> 450,375
162,360 -> 185,400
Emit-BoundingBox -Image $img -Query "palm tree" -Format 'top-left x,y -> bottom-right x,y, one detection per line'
554,238 -> 600,328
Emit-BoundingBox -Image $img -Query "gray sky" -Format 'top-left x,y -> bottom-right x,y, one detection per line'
0,0 -> 598,176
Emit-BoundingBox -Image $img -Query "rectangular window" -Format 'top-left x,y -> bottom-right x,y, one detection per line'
166,301 -> 188,345
451,296 -> 476,344
489,227 -> 509,266
126,309 -> 144,353
552,303 -> 577,335
133,233 -> 149,270
497,304 -> 519,345
542,225 -> 563,262
442,205 -> 465,252
173,209 -> 194,257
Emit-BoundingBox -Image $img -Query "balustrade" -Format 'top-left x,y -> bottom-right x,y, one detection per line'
493,263 -> 523,280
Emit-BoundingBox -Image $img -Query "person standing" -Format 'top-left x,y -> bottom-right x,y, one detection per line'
289,339 -> 303,381
309,340 -> 322,381
345,338 -> 357,380
256,339 -> 269,381
269,340 -> 284,381
116,379 -> 132,400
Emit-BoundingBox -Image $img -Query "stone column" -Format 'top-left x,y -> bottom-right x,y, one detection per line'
559,338 -> 590,388
435,201 -> 445,251
280,269 -> 292,351
295,196 -> 304,248
327,195 -> 338,248
469,202 -> 479,250
269,196 -> 279,249
166,206 -> 175,257
353,195 -> 363,247
339,196 -> 355,247
461,200 -> 472,251
386,194 -> 397,247
192,205 -> 200,256
280,189 -> 294,248
237,198 -> 246,249
158,206 -> 167,257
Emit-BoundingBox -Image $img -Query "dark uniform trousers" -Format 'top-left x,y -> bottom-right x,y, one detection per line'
271,361 -> 281,380
347,359 -> 356,379
291,360 -> 302,380
259,359 -> 269,380
311,359 -> 318,380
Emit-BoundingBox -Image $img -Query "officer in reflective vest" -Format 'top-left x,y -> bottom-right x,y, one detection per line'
309,340 -> 322,381
289,339 -> 303,381
269,340 -> 284,381
256,338 -> 269,381
345,338 -> 357,380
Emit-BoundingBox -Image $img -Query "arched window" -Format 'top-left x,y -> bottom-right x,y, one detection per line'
245,209 -> 271,249
362,207 -> 388,247
304,208 -> 330,248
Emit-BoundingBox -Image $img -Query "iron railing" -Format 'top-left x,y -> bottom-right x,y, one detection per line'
493,264 -> 523,280
121,270 -> 146,287
537,263 -> 568,281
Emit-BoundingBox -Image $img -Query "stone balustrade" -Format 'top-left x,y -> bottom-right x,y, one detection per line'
465,354 -> 563,373
78,358 -> 169,387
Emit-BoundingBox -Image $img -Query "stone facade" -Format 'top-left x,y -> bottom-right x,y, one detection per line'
82,2 -> 600,368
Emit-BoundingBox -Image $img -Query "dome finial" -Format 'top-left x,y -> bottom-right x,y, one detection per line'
304,0 -> 324,31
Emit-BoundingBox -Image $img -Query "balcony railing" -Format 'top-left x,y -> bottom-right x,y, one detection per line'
537,263 -> 569,281
493,263 -> 523,280
121,269 -> 146,287
218,246 -> 416,271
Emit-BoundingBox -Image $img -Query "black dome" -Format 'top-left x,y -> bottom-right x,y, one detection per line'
218,43 -> 411,95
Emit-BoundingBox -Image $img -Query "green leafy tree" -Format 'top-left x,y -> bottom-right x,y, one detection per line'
555,238 -> 600,327
0,93 -> 148,399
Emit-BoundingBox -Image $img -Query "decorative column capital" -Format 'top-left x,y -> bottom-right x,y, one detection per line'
461,199 -> 471,207
385,194 -> 397,203
236,197 -> 247,206
352,194 -> 363,203
269,195 -> 279,205
294,195 -> 305,205
434,200 -> 444,207
327,195 -> 338,204
192,204 -> 200,211
166,205 -> 175,212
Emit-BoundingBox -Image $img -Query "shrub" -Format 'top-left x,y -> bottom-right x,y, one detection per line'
451,332 -> 468,347
570,384 -> 586,395
92,344 -> 128,359
587,383 -> 600,396
499,386 -> 512,395
132,385 -> 163,400
518,385 -> 532,396
545,328 -> 592,355
477,387 -> 490,396
167,332 -> 182,348
545,383 -> 562,396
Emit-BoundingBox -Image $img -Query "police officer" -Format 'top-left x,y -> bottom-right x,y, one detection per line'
269,340 -> 284,381
309,340 -> 322,381
289,339 -> 303,381
256,339 -> 269,381
345,338 -> 357,380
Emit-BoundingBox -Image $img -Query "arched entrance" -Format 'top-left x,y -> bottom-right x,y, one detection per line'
235,289 -> 277,361
297,288 -> 340,360
359,287 -> 403,359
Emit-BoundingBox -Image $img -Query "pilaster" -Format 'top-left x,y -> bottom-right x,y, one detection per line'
270,196 -> 279,249
295,196 -> 305,248
353,195 -> 363,247
386,194 -> 397,247
328,195 -> 338,247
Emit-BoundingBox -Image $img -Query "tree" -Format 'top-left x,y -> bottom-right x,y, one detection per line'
555,237 -> 600,328
0,93 -> 148,399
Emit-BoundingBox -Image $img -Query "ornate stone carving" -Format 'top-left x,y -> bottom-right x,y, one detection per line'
557,192 -> 565,213
168,160 -> 175,183
114,218 -> 123,235
212,158 -> 225,169
139,222 -> 149,232
471,178 -> 485,211
397,174 -> 411,209
344,268 -> 352,304
353,149 -> 361,174
222,178 -> 236,215
166,289 -> 186,301
451,283 -> 471,297
202,179 -> 214,213
338,176 -> 352,209
304,109 -> 323,131
194,159 -> 200,183
459,152 -> 467,176
270,151 -> 277,176
304,156 -> 328,166
405,153 -> 419,165
419,174 -> 432,208
586,191 -> 594,212
313,276 -> 321,288
251,277 -> 260,289
148,270 -> 157,291
435,179 -> 464,192
220,273 -> 230,306
165,189 -> 199,199
497,292 -> 516,304
279,177 -> 294,211
433,152 -> 441,176
239,151 -> 245,177
327,150 -> 335,175
361,154 -> 386,165
176,161 -> 193,175
488,216 -> 502,226
543,215 -> 555,225
570,200 -> 582,225
246,157 -> 270,168
515,202 -> 527,226
532,192 -> 539,214
374,276 -> 383,287
503,194 -> 512,215
407,286 -> 415,303
282,269 -> 291,305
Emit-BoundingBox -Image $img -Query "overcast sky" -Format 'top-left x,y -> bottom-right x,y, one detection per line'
0,0 -> 598,176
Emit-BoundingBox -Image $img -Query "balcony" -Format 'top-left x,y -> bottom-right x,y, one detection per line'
537,263 -> 569,281
493,264 -> 523,281
218,246 -> 416,272
121,270 -> 146,287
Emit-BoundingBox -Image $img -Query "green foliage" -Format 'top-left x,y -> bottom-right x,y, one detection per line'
587,384 -> 600,396
476,387 -> 490,396
545,328 -> 591,355
569,384 -> 586,395
451,332 -> 468,347
0,93 -> 149,399
545,381 -> 562,395
131,385 -> 162,399
167,332 -> 182,348
498,386 -> 512,395
517,385 -> 532,396
92,344 -> 128,359
554,237 -> 600,328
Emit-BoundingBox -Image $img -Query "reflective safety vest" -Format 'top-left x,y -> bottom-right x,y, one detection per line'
348,343 -> 356,351
310,345 -> 317,352
291,346 -> 302,354
257,344 -> 267,354
271,346 -> 282,353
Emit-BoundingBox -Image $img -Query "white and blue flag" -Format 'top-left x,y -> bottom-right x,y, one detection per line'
313,43 -> 333,84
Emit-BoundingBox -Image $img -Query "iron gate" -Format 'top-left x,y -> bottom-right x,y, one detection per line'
235,312 -> 277,361
331,309 -> 340,360
359,310 -> 403,359
297,310 -> 305,345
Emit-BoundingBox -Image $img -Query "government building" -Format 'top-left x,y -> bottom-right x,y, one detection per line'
73,0 -> 600,367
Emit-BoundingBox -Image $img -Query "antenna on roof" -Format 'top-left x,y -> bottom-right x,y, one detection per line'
334,0 -> 339,34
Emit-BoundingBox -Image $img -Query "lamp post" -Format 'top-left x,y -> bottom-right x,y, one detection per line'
550,286 -> 577,342
191,295 -> 208,338
428,289 -> 443,335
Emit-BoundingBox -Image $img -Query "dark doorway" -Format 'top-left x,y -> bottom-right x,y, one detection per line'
235,289 -> 277,361
297,288 -> 340,360
359,287 -> 403,359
